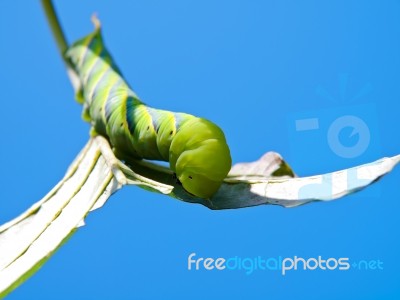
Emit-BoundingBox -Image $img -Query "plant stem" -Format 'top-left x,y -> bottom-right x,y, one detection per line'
41,0 -> 80,92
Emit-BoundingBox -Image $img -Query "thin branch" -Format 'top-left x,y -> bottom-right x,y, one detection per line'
41,0 -> 68,54
41,0 -> 81,92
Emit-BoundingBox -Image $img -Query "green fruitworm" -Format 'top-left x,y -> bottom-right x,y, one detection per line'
65,20 -> 232,199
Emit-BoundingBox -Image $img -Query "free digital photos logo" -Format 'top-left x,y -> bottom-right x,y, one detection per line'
187,253 -> 383,276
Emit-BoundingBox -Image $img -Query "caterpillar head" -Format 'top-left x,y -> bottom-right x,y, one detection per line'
169,118 -> 232,199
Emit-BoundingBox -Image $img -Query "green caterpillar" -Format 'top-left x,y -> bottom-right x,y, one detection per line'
65,20 -> 232,199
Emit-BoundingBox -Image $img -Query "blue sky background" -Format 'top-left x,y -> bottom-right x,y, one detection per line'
1,0 -> 400,299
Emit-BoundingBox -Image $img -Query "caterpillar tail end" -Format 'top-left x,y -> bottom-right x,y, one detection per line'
91,13 -> 101,30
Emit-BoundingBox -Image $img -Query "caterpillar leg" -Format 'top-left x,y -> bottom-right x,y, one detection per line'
75,88 -> 85,104
81,103 -> 91,122
89,127 -> 99,137
93,135 -> 127,186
